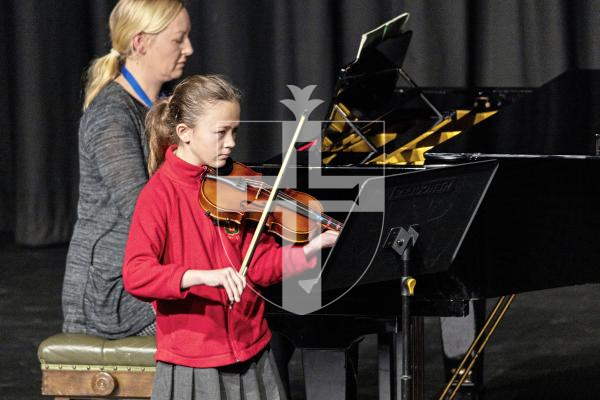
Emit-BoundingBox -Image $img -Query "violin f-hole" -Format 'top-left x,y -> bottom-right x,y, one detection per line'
240,199 -> 267,209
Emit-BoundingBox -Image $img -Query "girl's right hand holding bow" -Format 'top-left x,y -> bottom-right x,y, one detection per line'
181,268 -> 246,303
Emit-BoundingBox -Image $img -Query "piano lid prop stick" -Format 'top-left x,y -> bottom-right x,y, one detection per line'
238,110 -> 309,279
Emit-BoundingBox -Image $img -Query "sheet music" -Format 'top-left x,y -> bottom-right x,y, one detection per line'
356,13 -> 410,60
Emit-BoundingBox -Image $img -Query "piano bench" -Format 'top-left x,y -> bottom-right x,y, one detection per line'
37,333 -> 155,399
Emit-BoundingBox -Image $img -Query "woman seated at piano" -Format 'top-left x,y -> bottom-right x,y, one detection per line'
122,74 -> 339,399
62,0 -> 194,339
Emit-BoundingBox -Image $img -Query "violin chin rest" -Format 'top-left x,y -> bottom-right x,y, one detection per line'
216,157 -> 234,175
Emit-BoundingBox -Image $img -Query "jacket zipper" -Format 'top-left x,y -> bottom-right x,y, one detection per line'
208,209 -> 241,363
226,305 -> 241,362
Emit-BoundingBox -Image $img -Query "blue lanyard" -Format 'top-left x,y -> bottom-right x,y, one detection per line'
121,65 -> 153,107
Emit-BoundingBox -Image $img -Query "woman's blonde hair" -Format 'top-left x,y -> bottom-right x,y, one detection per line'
83,0 -> 185,111
146,75 -> 242,176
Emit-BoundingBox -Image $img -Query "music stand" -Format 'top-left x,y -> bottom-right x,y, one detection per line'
318,159 -> 498,400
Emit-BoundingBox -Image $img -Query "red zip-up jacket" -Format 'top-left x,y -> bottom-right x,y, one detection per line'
123,145 -> 315,368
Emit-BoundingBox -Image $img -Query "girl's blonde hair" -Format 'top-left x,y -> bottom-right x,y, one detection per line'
83,0 -> 184,111
146,75 -> 242,176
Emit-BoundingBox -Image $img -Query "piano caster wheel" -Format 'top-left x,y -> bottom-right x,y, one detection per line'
445,367 -> 484,400
449,367 -> 473,384
444,366 -> 483,400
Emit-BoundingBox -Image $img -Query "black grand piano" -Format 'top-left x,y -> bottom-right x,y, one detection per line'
254,24 -> 600,400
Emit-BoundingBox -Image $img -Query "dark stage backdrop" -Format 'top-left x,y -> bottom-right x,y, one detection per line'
1,0 -> 599,246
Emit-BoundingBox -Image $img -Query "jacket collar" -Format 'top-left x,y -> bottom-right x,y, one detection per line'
162,144 -> 207,187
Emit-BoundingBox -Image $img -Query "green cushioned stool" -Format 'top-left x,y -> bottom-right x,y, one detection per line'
38,333 -> 156,399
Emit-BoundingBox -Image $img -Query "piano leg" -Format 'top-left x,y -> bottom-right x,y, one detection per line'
302,344 -> 359,400
378,317 -> 424,400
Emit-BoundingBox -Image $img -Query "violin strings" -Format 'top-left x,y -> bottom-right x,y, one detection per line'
216,175 -> 344,230
243,178 -> 344,230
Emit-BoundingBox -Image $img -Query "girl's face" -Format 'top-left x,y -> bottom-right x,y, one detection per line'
176,100 -> 240,168
140,8 -> 193,84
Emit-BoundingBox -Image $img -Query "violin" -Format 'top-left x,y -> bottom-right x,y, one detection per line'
199,159 -> 343,243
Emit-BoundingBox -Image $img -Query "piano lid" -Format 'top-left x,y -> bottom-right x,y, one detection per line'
428,69 -> 600,159
322,29 -> 446,164
334,30 -> 413,114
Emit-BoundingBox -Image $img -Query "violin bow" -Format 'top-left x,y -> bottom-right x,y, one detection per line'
238,110 -> 309,278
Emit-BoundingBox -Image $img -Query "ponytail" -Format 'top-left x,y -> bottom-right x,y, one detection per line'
83,50 -> 120,111
82,52 -> 121,111
146,99 -> 176,176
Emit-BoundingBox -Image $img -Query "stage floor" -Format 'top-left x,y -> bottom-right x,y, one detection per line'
2,238 -> 600,399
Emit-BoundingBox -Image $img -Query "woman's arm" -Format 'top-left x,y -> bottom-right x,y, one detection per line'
84,102 -> 148,220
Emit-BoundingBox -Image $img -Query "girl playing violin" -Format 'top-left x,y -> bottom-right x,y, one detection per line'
122,75 -> 338,400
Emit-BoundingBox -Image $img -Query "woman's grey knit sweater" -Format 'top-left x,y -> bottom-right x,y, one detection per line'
62,82 -> 155,339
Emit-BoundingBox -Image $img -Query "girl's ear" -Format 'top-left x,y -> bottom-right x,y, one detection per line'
176,123 -> 192,144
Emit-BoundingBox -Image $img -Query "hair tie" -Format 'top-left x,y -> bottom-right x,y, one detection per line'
109,48 -> 121,58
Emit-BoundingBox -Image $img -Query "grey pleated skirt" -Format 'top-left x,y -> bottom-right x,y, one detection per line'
151,348 -> 288,400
